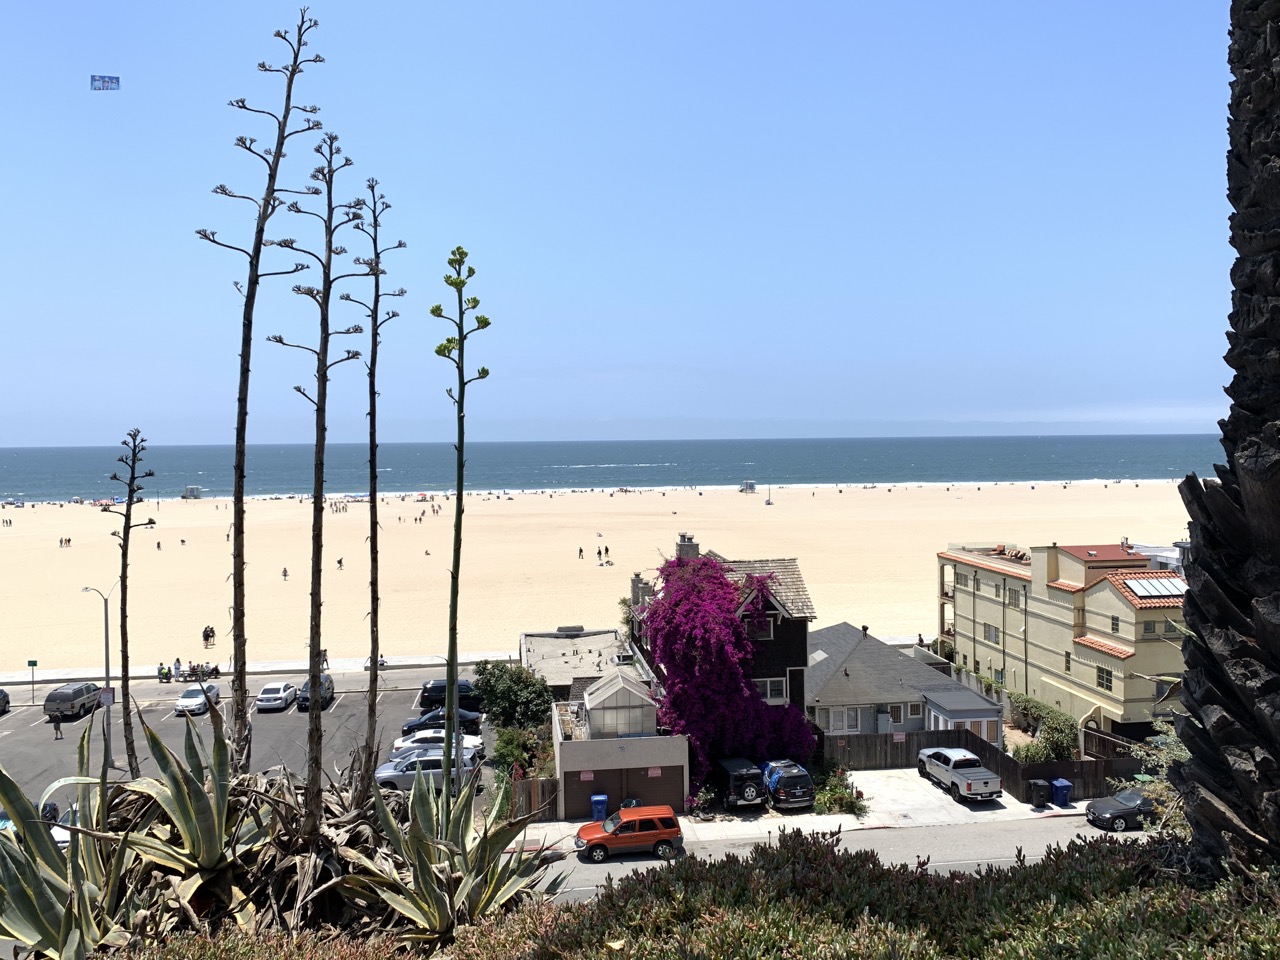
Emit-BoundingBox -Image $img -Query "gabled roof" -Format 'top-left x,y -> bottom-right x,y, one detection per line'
807,622 -> 984,706
583,670 -> 654,710
1100,570 -> 1187,609
1074,634 -> 1136,660
704,551 -> 816,620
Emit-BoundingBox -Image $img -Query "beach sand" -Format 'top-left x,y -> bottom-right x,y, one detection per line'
0,480 -> 1192,674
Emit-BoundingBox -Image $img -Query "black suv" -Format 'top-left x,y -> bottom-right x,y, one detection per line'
712,757 -> 766,808
297,673 -> 334,712
759,759 -> 815,810
418,678 -> 483,713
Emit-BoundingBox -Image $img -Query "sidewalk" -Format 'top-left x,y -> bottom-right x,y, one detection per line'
519,768 -> 1090,853
0,652 -> 519,687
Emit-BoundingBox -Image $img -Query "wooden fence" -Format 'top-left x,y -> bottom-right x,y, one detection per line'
823,729 -> 1141,804
1082,727 -> 1139,761
509,777 -> 560,822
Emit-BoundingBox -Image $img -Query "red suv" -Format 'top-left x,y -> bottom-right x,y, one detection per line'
574,805 -> 682,863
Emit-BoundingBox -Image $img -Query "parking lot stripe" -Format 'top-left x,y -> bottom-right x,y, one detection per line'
330,694 -> 344,710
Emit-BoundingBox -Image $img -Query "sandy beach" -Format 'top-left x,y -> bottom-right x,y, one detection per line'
0,480 -> 1192,675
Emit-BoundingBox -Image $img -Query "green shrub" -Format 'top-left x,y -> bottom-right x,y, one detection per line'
1007,691 -> 1077,761
814,767 -> 869,816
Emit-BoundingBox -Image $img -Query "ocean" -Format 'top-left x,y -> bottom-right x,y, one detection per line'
0,435 -> 1222,502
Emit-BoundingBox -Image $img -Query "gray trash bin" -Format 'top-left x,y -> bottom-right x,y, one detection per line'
591,794 -> 608,821
1051,778 -> 1073,806
1027,779 -> 1051,808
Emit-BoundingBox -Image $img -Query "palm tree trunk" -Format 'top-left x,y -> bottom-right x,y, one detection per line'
1171,0 -> 1280,874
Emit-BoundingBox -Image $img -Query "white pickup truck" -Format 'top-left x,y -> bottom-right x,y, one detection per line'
917,747 -> 1003,802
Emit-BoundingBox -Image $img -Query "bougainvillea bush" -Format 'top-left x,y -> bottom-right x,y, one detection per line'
645,554 -> 815,787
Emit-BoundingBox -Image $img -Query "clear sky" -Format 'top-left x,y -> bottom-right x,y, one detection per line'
1,3 -> 1232,447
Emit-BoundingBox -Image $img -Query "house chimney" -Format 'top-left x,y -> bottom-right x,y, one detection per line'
676,532 -> 700,560
630,572 -> 644,605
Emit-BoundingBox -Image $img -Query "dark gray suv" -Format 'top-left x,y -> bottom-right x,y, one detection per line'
297,674 -> 334,711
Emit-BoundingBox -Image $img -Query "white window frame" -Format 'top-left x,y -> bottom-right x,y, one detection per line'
984,623 -> 999,645
1143,620 -> 1157,635
908,702 -> 922,719
1008,590 -> 1021,610
754,677 -> 786,703
889,703 -> 904,725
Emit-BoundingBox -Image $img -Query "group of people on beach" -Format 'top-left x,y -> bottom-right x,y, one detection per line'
57,536 -> 72,547
159,658 -> 221,683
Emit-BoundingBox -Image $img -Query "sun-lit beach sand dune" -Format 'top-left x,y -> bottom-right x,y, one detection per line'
0,480 -> 1191,674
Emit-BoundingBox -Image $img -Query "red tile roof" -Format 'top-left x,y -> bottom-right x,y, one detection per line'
1046,579 -> 1084,592
1102,570 -> 1187,609
937,552 -> 1032,581
1059,544 -> 1149,563
1074,635 -> 1135,660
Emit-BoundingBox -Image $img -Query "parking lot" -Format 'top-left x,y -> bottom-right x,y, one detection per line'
0,668 -> 454,805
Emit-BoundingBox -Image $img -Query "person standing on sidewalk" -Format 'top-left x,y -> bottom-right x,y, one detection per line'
53,715 -> 63,740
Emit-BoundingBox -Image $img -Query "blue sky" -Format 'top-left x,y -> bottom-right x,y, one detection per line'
1,3 -> 1232,446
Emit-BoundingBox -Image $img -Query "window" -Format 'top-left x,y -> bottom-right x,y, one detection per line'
1064,651 -> 1071,674
993,583 -> 1003,600
1008,590 -> 1021,610
847,709 -> 859,731
974,576 -> 981,594
1143,621 -> 1157,635
754,678 -> 786,701
1097,666 -> 1114,692
1164,620 -> 1180,634
889,704 -> 904,724
1111,615 -> 1120,634
962,654 -> 968,668
908,702 -> 922,718
1155,680 -> 1173,701
956,572 -> 970,588
745,615 -> 774,640
984,623 -> 999,645
994,668 -> 1005,685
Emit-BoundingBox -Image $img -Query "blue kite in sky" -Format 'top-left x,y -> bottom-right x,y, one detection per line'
90,75 -> 119,91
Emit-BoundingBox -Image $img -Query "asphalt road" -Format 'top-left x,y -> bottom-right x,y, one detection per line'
547,815 -> 1103,902
0,667 -> 451,805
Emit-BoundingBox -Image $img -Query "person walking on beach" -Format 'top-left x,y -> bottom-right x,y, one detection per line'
282,567 -> 289,581
53,715 -> 63,740
604,546 -> 610,559
578,547 -> 584,559
596,546 -> 602,562
337,557 -> 344,571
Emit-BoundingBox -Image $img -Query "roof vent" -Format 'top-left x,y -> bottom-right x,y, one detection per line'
613,652 -> 634,665
1087,550 -> 1097,557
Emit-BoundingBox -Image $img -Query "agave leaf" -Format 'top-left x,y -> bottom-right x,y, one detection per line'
120,833 -> 199,872
0,761 -> 66,874
371,786 -> 408,862
182,715 -> 207,789
131,717 -> 220,868
206,702 -> 232,841
0,836 -> 63,949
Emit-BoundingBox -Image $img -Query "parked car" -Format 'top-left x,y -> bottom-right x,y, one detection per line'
759,759 -> 815,809
574,805 -> 683,863
254,682 -> 297,712
417,678 -> 484,713
373,750 -> 478,791
917,747 -> 1003,802
402,707 -> 482,737
1086,787 -> 1156,832
42,682 -> 102,720
0,687 -> 10,714
175,682 -> 220,716
50,804 -> 81,850
297,674 -> 334,712
0,809 -> 12,833
389,728 -> 485,760
712,757 -> 766,808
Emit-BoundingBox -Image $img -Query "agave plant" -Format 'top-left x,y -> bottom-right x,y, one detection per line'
0,718 -> 134,960
112,697 -> 272,930
344,767 -> 566,947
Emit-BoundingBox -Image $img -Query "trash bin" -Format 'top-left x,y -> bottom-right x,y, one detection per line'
1051,778 -> 1073,806
591,794 -> 609,821
1027,779 -> 1051,808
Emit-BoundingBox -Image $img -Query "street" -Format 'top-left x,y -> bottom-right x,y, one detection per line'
544,815 -> 1098,902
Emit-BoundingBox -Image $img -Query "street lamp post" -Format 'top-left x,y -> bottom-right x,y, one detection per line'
82,582 -> 120,770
